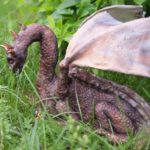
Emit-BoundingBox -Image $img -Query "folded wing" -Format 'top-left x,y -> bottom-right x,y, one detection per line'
61,5 -> 150,77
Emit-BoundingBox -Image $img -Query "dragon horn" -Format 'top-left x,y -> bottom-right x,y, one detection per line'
18,23 -> 27,31
10,31 -> 18,40
0,43 -> 14,52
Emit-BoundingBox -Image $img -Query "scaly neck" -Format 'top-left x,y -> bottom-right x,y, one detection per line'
39,26 -> 58,81
17,24 -> 58,82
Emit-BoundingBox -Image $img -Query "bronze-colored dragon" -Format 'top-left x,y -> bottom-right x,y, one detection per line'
1,24 -> 150,143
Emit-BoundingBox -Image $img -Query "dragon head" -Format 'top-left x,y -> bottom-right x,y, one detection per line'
1,24 -> 27,73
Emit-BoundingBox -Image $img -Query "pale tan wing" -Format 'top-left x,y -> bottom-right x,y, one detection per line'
81,5 -> 144,25
62,11 -> 122,65
61,5 -> 150,77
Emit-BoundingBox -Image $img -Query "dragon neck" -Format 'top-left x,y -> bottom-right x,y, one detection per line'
18,24 -> 58,82
38,26 -> 58,82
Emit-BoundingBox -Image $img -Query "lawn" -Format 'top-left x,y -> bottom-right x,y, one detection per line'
0,0 -> 150,149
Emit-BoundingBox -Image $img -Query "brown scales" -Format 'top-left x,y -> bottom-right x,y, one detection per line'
1,24 -> 150,144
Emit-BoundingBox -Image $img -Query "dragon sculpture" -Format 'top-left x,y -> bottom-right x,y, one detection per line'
1,23 -> 150,144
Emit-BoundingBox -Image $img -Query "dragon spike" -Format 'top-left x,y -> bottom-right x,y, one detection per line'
11,31 -> 18,40
18,23 -> 27,31
0,43 -> 14,53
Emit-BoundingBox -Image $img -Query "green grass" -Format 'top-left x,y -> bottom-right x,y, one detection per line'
0,1 -> 150,149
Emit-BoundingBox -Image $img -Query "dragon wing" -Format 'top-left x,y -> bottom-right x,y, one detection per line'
61,5 -> 150,77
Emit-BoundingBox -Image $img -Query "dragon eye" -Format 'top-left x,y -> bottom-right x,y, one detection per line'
7,58 -> 14,64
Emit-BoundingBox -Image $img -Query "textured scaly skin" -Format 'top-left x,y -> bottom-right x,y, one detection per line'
9,24 -> 150,143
